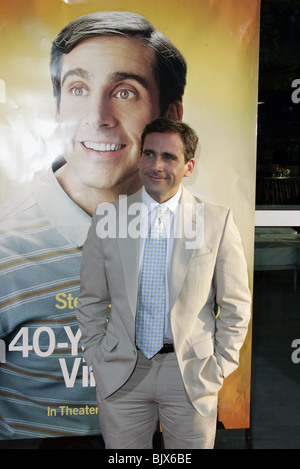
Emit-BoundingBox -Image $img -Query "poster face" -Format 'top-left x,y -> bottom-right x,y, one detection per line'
0,0 -> 260,439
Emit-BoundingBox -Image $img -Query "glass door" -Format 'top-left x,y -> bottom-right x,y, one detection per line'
252,0 -> 300,449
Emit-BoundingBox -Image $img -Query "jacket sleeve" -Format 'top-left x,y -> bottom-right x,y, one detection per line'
213,209 -> 251,378
76,212 -> 111,367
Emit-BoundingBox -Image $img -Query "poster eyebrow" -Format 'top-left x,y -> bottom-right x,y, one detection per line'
61,68 -> 90,87
61,69 -> 149,90
111,72 -> 149,90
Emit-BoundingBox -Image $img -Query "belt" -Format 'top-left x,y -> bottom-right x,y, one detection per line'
136,344 -> 174,355
137,344 -> 174,355
157,344 -> 174,354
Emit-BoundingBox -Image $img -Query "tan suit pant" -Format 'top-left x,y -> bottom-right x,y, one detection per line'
96,351 -> 217,449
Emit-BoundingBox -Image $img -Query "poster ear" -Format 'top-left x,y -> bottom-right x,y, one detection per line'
163,101 -> 183,120
55,98 -> 60,121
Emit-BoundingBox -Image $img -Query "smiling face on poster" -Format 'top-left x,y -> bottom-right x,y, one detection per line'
49,10 -> 186,214
55,36 -> 163,213
0,1 -> 260,441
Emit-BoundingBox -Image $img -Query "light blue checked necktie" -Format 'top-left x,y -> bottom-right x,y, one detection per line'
136,205 -> 168,359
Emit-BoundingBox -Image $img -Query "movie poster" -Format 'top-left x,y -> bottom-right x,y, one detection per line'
0,0 -> 260,439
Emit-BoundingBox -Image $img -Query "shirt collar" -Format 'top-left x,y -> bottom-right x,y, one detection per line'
33,165 -> 92,247
141,186 -> 182,218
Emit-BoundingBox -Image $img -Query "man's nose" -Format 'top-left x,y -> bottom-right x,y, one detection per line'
86,94 -> 117,129
152,156 -> 164,171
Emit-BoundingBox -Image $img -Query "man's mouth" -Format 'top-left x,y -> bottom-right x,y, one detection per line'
148,173 -> 166,180
82,141 -> 126,152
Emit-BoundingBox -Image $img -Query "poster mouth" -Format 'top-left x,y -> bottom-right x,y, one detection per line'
82,141 -> 126,152
80,141 -> 127,160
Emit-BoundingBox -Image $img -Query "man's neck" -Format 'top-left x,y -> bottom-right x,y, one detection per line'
143,185 -> 182,206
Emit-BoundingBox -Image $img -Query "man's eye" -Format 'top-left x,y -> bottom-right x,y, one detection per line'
115,89 -> 135,99
71,87 -> 87,97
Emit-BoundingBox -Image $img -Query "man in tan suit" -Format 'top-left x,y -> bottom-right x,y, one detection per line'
76,117 -> 251,449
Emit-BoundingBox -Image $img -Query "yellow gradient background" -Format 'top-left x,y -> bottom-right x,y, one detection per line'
0,0 -> 260,429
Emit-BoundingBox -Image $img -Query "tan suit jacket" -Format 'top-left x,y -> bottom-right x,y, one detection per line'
76,187 -> 251,416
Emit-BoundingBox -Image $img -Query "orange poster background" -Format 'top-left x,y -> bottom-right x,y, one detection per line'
0,0 -> 260,429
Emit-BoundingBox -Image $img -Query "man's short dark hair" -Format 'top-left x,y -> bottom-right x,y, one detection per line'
50,11 -> 186,115
140,117 -> 199,163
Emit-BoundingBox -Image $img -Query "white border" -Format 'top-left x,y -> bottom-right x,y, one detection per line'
255,210 -> 300,226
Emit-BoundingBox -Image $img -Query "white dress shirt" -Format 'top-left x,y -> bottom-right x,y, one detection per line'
139,186 -> 182,344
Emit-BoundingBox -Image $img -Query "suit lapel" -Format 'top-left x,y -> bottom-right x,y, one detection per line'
117,190 -> 142,317
169,187 -> 203,311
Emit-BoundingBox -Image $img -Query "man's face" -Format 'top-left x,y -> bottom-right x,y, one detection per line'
56,36 -> 161,192
139,132 -> 195,203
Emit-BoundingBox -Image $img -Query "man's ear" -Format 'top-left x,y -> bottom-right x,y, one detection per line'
184,158 -> 195,178
163,101 -> 183,120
